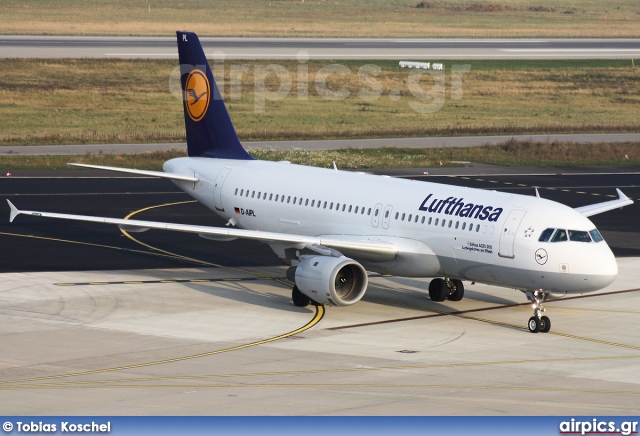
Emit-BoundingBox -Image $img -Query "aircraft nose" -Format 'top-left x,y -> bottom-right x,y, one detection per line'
587,245 -> 618,290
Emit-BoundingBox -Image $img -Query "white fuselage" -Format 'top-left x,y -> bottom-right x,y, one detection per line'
165,157 -> 618,295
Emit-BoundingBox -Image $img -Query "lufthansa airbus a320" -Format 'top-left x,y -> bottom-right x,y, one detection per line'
8,31 -> 633,333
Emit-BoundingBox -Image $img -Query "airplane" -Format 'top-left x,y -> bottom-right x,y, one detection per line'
7,31 -> 634,334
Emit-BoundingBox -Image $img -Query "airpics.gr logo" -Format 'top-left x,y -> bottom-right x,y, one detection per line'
185,69 -> 210,122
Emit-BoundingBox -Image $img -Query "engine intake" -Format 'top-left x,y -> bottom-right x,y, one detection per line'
290,256 -> 368,306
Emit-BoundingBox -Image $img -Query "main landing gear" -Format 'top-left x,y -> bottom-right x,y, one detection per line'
428,278 -> 464,302
526,290 -> 551,333
292,285 -> 311,307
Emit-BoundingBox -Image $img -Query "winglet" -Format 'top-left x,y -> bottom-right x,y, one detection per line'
7,200 -> 20,223
535,188 -> 540,198
616,188 -> 630,201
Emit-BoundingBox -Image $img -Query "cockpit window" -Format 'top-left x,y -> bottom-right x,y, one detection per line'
539,228 -> 555,242
551,229 -> 568,242
540,228 -> 602,243
589,229 -> 604,242
569,230 -> 591,242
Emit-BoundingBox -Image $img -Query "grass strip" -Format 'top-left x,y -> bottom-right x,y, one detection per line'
1,59 -> 639,146
2,0 -> 639,38
0,141 -> 638,171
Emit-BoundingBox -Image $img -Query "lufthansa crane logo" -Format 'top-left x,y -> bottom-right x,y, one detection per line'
185,69 -> 210,122
535,248 -> 548,265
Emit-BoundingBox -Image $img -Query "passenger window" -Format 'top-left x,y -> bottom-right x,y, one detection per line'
246,190 -> 250,197
281,195 -> 285,202
252,191 -> 255,198
287,196 -> 291,203
342,204 -> 346,212
408,214 -> 412,221
476,224 -> 480,232
448,220 -> 452,228
442,220 -> 446,227
551,229 -> 568,242
539,228 -> 554,242
258,192 -> 261,199
421,216 -> 425,224
462,222 -> 466,230
401,213 -> 406,221
569,230 -> 591,242
361,208 -> 365,215
385,210 -> 389,218
240,189 -> 244,196
310,200 -> 314,207
270,194 -> 273,201
455,221 -> 459,229
428,217 -> 432,225
234,188 -> 238,195
323,201 -> 327,209
348,205 -> 352,212
354,206 -> 358,213
330,202 -> 334,209
435,218 -> 439,226
395,212 -> 399,220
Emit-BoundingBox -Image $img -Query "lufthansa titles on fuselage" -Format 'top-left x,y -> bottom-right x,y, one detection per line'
419,194 -> 503,222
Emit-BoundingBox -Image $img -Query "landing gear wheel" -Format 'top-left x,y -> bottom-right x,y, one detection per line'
428,278 -> 448,302
526,290 -> 551,334
292,285 -> 310,307
528,316 -> 541,333
448,279 -> 465,301
540,315 -> 551,333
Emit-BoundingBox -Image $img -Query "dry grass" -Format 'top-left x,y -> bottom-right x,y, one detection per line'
1,0 -> 639,38
1,59 -> 639,146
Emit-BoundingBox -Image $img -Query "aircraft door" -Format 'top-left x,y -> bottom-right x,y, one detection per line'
213,167 -> 232,211
371,203 -> 383,228
381,205 -> 393,230
498,209 -> 527,259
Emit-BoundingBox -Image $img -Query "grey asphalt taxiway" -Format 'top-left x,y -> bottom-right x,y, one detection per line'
2,36 -> 640,59
2,133 -> 640,156
0,169 -> 639,415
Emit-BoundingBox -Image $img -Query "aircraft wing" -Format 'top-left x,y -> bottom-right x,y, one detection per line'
574,189 -> 634,217
7,200 -> 397,262
67,163 -> 199,183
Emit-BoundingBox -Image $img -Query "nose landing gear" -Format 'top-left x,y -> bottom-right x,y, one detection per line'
526,290 -> 551,333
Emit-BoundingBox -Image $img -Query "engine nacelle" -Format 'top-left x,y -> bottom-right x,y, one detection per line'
291,256 -> 368,306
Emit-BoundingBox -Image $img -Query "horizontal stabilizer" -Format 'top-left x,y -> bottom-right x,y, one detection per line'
574,189 -> 634,217
7,200 -> 20,223
68,163 -> 199,183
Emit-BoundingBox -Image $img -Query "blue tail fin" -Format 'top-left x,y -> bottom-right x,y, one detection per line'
176,31 -> 253,160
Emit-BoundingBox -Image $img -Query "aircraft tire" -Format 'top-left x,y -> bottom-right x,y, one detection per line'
448,279 -> 465,301
428,278 -> 448,302
292,285 -> 311,307
528,316 -> 541,333
540,316 -> 551,333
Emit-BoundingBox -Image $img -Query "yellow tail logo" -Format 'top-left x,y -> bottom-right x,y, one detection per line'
185,69 -> 210,122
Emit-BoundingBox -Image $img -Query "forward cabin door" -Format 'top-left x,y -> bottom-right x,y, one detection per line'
498,209 -> 527,259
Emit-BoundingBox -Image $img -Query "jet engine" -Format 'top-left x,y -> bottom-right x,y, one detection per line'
287,256 -> 368,306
